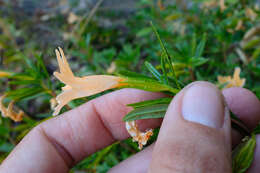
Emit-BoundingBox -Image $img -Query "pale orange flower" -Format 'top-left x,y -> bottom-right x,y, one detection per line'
245,8 -> 257,21
0,95 -> 24,122
125,121 -> 153,149
0,71 -> 11,78
219,0 -> 226,12
54,47 -> 155,149
53,47 -> 125,115
67,12 -> 80,24
235,20 -> 244,31
218,67 -> 246,88
107,61 -> 116,74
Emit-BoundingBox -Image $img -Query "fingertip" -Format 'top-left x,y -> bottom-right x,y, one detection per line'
223,87 -> 260,129
149,82 -> 231,172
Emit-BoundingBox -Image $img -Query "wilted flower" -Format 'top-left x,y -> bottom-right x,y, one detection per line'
218,67 -> 246,88
50,98 -> 58,110
125,121 -> 153,149
0,95 -> 24,122
53,47 -> 125,115
67,12 -> 80,24
107,61 -> 116,74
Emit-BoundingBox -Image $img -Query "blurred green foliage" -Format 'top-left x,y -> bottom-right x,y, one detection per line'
0,0 -> 259,172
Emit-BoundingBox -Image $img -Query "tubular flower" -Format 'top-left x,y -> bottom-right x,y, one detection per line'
218,67 -> 246,88
54,47 -> 154,149
53,47 -> 125,115
0,95 -> 24,122
125,121 -> 153,149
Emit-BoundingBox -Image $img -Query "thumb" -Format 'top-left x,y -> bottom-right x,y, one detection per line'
149,82 -> 231,173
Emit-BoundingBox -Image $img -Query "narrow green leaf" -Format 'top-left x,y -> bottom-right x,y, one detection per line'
10,74 -> 36,81
35,53 -> 50,79
136,27 -> 152,37
145,61 -> 162,81
6,87 -> 45,101
123,104 -> 168,121
160,52 -> 169,84
118,70 -> 154,80
189,57 -> 208,67
195,33 -> 207,57
150,21 -> 181,89
127,97 -> 172,108
243,38 -> 260,49
252,48 -> 260,60
120,76 -> 179,94
232,135 -> 256,173
191,33 -> 197,57
24,57 -> 35,70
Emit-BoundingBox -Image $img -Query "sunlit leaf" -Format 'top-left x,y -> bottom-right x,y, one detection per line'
136,27 -> 152,37
127,97 -> 172,108
121,76 -> 179,94
123,104 -> 168,121
189,57 -> 208,67
145,61 -> 162,81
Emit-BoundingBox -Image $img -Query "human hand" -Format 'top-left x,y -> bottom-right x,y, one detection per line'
1,81 -> 260,173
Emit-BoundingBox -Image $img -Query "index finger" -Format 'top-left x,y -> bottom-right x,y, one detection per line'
0,89 -> 164,173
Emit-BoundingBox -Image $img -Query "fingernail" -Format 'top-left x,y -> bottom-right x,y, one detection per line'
182,83 -> 225,128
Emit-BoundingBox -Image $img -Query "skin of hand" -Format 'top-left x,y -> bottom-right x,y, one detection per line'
1,81 -> 260,173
